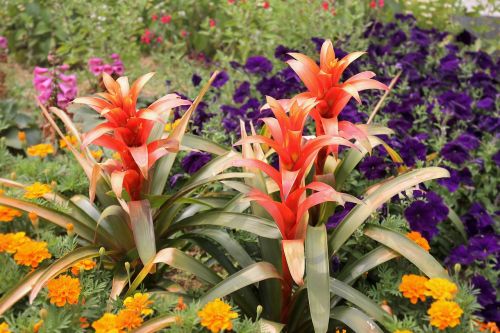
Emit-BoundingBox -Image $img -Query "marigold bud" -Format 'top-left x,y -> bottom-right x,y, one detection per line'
66,223 -> 74,236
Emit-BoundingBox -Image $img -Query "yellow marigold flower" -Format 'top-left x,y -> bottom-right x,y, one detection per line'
0,322 -> 10,333
92,313 -> 123,333
198,298 -> 238,333
47,275 -> 81,307
406,231 -> 430,251
335,330 -> 347,333
124,293 -> 154,316
90,149 -> 103,160
164,118 -> 181,132
13,240 -> 51,268
424,278 -> 458,300
18,131 -> 26,142
71,259 -> 96,275
399,274 -> 428,304
59,135 -> 79,149
24,182 -> 52,199
27,144 -> 54,158
394,330 -> 413,333
427,300 -> 463,330
116,309 -> 144,330
33,320 -> 43,333
0,205 -> 22,222
0,232 -> 30,253
112,152 -> 121,160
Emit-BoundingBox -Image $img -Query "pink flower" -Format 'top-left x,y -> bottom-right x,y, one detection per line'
0,36 -> 8,49
58,64 -> 70,71
156,36 -> 163,43
88,57 -> 103,76
141,29 -> 152,44
112,60 -> 125,76
370,0 -> 376,8
209,18 -> 216,28
110,53 -> 120,61
101,64 -> 113,75
180,30 -> 187,37
322,1 -> 329,10
160,15 -> 171,24
262,1 -> 270,9
151,14 -> 158,21
378,0 -> 384,7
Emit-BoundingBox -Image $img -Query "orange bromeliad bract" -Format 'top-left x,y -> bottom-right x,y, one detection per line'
74,73 -> 191,201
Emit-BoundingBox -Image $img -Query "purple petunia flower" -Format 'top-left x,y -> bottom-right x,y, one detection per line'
476,97 -> 494,110
389,30 -> 407,47
181,151 -> 212,174
233,81 -> 251,104
326,203 -> 355,229
441,141 -> 470,165
454,133 -> 480,150
398,137 -> 426,167
471,275 -> 496,306
437,91 -> 473,120
404,191 -> 448,239
439,53 -> 460,73
468,234 -> 500,260
446,245 -> 474,266
410,27 -> 430,46
311,37 -> 325,51
191,74 -> 202,87
455,29 -> 476,45
274,45 -> 296,61
493,150 -> 500,166
358,156 -> 387,180
212,71 -> 229,88
244,56 -> 273,75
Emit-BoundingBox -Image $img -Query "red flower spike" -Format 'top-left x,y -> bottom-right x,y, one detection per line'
74,73 -> 191,200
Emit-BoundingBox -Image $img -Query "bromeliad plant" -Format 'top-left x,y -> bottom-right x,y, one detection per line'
139,40 -> 454,333
0,71 -> 283,326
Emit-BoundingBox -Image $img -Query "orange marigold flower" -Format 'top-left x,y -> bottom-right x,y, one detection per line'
123,293 -> 154,316
0,189 -> 4,196
13,240 -> 51,268
0,205 -> 22,222
406,231 -> 430,251
478,321 -> 500,333
71,259 -> 96,275
47,275 -> 81,307
175,296 -> 187,311
0,232 -> 30,253
24,182 -> 52,199
198,298 -> 238,333
59,135 -> 79,149
27,144 -> 54,158
0,322 -> 10,333
79,317 -> 89,329
399,274 -> 428,304
28,212 -> 39,224
424,278 -> 458,300
92,313 -> 123,333
33,320 -> 43,333
116,309 -> 144,330
427,300 -> 463,330
18,131 -> 26,142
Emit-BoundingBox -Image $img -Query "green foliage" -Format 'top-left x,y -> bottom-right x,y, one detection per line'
0,100 -> 40,150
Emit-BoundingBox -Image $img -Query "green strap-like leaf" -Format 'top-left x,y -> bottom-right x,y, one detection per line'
200,262 -> 281,306
447,206 -> 467,242
329,278 -> 393,328
29,246 -> 105,303
182,134 -> 229,156
168,211 -> 281,239
337,246 -> 399,285
186,229 -> 255,268
129,315 -> 178,333
329,167 -> 450,254
128,200 -> 157,265
98,205 -> 135,251
364,225 -> 449,279
127,248 -> 221,296
306,224 -> 330,333
0,268 -> 46,316
330,306 -> 384,333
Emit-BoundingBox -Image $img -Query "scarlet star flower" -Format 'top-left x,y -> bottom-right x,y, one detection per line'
287,40 -> 388,169
74,73 -> 191,200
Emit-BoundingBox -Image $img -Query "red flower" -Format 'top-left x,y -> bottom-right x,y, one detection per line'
160,15 -> 172,24
140,30 -> 152,44
209,18 -> 216,28
156,36 -> 163,43
322,1 -> 329,10
370,0 -> 376,8
151,14 -> 158,21
228,0 -> 235,3
180,30 -> 187,37
262,1 -> 270,9
287,39 -> 387,168
74,73 -> 191,201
